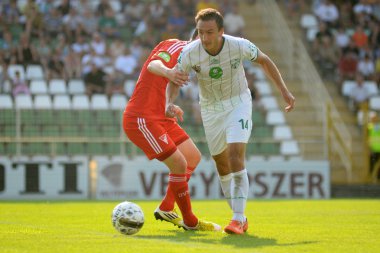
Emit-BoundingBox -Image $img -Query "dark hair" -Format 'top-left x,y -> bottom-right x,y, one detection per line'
195,8 -> 224,30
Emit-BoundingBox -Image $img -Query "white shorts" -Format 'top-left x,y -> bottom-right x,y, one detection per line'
201,100 -> 253,156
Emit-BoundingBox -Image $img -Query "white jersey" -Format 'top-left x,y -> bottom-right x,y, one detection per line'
177,34 -> 258,112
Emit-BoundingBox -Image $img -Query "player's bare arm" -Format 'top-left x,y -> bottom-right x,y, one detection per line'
165,81 -> 184,121
147,59 -> 189,86
255,49 -> 295,112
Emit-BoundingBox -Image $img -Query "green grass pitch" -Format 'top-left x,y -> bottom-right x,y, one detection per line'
0,200 -> 379,253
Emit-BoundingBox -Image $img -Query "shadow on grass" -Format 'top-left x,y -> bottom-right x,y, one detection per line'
136,229 -> 317,249
221,233 -> 317,248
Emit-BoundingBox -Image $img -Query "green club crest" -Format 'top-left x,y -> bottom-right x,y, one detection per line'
157,52 -> 171,62
209,67 -> 223,79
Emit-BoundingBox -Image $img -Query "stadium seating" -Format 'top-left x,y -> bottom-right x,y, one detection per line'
72,95 -> 90,109
34,94 -> 52,109
273,125 -> 293,140
29,80 -> 48,95
110,94 -> 127,110
369,96 -> 380,111
15,94 -> 33,108
0,94 -> 13,109
68,79 -> 86,95
7,64 -> 25,80
53,94 -> 71,109
280,140 -> 300,156
25,65 -> 44,80
266,110 -> 286,125
49,79 -> 67,95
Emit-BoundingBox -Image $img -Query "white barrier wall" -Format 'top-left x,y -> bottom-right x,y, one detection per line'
94,156 -> 330,199
0,156 -> 330,200
0,156 -> 88,200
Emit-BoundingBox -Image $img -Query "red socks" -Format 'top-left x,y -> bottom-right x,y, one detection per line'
159,166 -> 195,211
165,173 -> 198,227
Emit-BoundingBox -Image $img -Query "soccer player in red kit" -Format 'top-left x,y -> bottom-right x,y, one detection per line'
123,35 -> 220,231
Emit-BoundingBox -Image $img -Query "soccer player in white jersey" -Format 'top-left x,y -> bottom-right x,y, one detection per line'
166,8 -> 295,234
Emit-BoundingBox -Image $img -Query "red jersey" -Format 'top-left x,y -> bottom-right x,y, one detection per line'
124,39 -> 187,119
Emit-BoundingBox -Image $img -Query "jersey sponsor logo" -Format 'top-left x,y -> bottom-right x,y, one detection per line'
157,52 -> 171,62
159,134 -> 168,144
192,65 -> 201,73
210,58 -> 219,65
209,67 -> 223,79
230,58 -> 240,69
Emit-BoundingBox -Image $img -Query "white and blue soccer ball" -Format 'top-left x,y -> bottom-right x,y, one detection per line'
112,201 -> 144,235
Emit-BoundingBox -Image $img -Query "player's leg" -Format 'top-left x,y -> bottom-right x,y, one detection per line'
123,116 -> 184,226
162,150 -> 220,231
223,102 -> 252,234
159,123 -> 201,212
223,143 -> 249,234
212,149 -> 233,209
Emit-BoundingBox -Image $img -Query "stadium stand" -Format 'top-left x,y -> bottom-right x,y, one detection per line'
0,0 -> 302,161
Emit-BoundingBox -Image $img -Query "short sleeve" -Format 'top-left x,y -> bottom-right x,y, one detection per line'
176,49 -> 192,73
241,38 -> 258,62
151,50 -> 178,69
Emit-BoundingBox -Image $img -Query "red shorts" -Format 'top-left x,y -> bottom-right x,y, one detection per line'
123,115 -> 189,161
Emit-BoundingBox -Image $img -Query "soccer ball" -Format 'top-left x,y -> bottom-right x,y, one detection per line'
111,201 -> 144,235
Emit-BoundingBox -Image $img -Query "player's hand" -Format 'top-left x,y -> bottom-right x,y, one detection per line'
282,90 -> 295,112
165,103 -> 184,122
167,69 -> 189,86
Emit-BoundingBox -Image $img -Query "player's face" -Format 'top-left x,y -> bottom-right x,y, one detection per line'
197,19 -> 224,54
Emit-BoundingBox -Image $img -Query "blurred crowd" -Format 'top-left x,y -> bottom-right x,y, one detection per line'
0,0 -> 252,126
290,0 -> 380,102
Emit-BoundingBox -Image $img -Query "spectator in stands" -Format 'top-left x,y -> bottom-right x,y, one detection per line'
71,35 -> 90,57
112,47 -> 138,90
337,51 -> 358,87
129,37 -> 143,62
96,0 -> 112,17
44,8 -> 63,38
84,63 -> 108,97
37,0 -> 55,16
36,35 -> 51,74
109,37 -> 125,62
334,27 -> 350,50
64,47 -> 82,80
11,70 -> 30,97
357,53 -> 375,80
62,8 -> 83,41
57,0 -> 71,16
353,0 -> 373,17
17,33 -> 39,66
167,7 -> 187,37
124,0 -> 145,32
0,31 -> 17,64
90,32 -> 107,56
0,63 -> 10,93
352,25 -> 369,49
368,113 -> 380,178
99,7 -> 119,39
338,1 -> 354,29
314,0 -> 339,27
148,0 -> 164,22
80,8 -> 99,36
2,0 -> 22,25
313,35 -> 340,79
72,0 -> 92,16
285,0 -> 306,20
47,49 -> 65,81
23,0 -> 44,38
223,3 -> 245,37
349,74 -> 370,112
